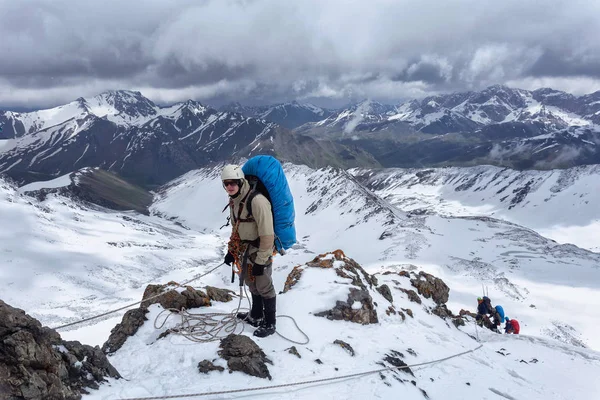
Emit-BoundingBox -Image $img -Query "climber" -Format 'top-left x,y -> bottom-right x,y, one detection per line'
504,317 -> 520,334
222,164 -> 277,338
475,296 -> 494,326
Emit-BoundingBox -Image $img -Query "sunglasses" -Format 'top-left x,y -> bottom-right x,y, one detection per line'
223,180 -> 239,187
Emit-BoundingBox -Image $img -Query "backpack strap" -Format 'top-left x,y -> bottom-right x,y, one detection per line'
232,190 -> 255,223
246,190 -> 259,218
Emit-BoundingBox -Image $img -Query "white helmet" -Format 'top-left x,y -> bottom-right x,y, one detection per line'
221,164 -> 244,181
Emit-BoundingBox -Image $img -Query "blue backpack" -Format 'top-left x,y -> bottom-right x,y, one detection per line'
242,155 -> 296,254
495,305 -> 505,321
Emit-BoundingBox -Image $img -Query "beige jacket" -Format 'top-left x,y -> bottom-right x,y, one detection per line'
228,179 -> 275,265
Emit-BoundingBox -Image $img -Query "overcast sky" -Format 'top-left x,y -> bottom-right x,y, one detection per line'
1,0 -> 599,109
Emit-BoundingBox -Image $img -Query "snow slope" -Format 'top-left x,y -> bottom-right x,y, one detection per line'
350,165 -> 600,252
85,253 -> 600,400
2,163 -> 600,399
0,177 -> 221,345
153,164 -> 600,351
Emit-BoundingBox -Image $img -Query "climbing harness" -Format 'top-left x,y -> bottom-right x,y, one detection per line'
117,344 -> 483,400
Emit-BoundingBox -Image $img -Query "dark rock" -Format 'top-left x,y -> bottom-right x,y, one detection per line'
398,310 -> 406,321
459,309 -> 477,318
315,359 -> 323,364
406,348 -> 417,357
382,350 -> 414,376
218,334 -> 272,380
286,346 -> 301,358
141,283 -> 211,310
0,300 -> 120,400
386,306 -> 397,316
205,286 -> 235,302
399,288 -> 422,304
432,304 -> 454,320
197,360 -> 224,374
315,287 -> 378,325
401,308 -> 414,318
102,308 -> 147,354
284,250 -> 377,293
410,272 -> 450,305
452,317 -> 466,328
333,339 -> 355,356
377,284 -> 393,303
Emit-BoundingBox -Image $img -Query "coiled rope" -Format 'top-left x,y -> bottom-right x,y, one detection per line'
51,261 -> 310,345
153,284 -> 310,345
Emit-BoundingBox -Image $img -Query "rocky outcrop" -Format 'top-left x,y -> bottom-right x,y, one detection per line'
399,288 -> 422,304
315,287 -> 378,325
284,250 -> 377,293
218,334 -> 272,379
102,308 -> 147,355
141,283 -> 211,310
197,360 -> 225,374
0,300 -> 120,400
410,271 -> 449,305
377,284 -> 393,303
103,282 -> 212,354
333,339 -> 356,356
205,286 -> 235,303
285,250 -> 379,325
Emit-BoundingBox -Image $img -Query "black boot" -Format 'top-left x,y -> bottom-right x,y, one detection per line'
254,296 -> 276,338
237,294 -> 263,328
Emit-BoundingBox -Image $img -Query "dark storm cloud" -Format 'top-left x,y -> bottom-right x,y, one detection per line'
527,49 -> 600,79
1,0 -> 599,108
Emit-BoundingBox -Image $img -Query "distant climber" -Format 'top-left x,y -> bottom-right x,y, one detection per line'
492,305 -> 505,329
475,296 -> 494,326
504,317 -> 520,334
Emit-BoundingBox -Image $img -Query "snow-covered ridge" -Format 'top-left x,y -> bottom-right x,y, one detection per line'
83,251 -> 600,400
152,163 -> 600,350
351,164 -> 600,252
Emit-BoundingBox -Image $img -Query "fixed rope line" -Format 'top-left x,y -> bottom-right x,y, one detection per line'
118,344 -> 484,400
51,263 -> 226,331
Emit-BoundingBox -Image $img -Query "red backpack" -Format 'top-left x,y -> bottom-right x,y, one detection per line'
509,319 -> 520,334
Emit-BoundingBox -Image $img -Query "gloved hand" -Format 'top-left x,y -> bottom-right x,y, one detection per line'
224,252 -> 235,266
252,261 -> 271,276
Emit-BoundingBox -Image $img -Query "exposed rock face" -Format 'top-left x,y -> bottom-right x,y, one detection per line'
410,271 -> 449,305
197,360 -> 224,374
315,287 -> 379,325
333,339 -> 356,356
431,304 -> 454,319
377,284 -> 394,303
399,288 -> 422,304
285,250 -> 379,325
205,286 -> 235,303
0,300 -> 120,400
102,308 -> 148,355
141,283 -> 211,310
103,282 -> 212,354
218,334 -> 272,379
284,249 -> 377,293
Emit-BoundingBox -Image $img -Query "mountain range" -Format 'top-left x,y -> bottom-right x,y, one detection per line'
2,85 -> 600,188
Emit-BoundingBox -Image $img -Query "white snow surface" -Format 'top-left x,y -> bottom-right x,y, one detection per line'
18,172 -> 73,192
2,163 -> 600,399
351,165 -> 600,253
